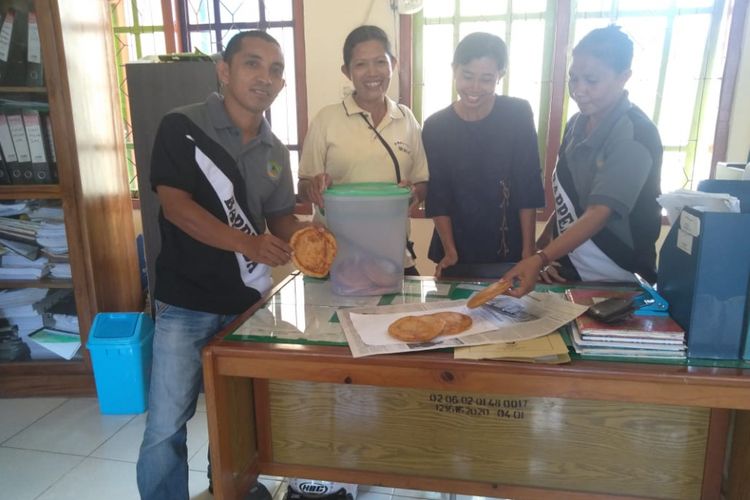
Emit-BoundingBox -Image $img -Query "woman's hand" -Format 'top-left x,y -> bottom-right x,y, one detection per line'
306,173 -> 332,209
434,249 -> 458,278
398,180 -> 418,210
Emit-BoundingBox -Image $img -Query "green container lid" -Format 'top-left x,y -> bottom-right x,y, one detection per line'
324,182 -> 410,198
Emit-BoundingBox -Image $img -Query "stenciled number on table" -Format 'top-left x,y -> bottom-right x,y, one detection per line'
429,393 -> 528,419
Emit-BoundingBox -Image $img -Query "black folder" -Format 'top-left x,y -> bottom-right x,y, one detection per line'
25,10 -> 43,87
0,114 -> 21,184
6,113 -> 33,184
1,8 -> 28,86
22,109 -> 51,183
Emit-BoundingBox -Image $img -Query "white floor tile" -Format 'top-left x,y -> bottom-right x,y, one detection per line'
357,492 -> 393,500
188,439 -> 209,472
189,468 -> 213,499
196,392 -> 206,412
360,485 -> 395,495
259,476 -> 283,497
0,397 -> 67,443
273,478 -> 290,500
393,488 -> 444,499
91,412 -> 146,462
0,447 -> 84,500
186,409 -> 209,462
4,398 -> 133,456
36,457 -> 138,500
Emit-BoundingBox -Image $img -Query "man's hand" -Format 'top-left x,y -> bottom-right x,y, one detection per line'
241,233 -> 292,267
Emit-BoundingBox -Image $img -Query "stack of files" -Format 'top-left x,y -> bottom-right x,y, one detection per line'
0,216 -> 38,245
0,252 -> 49,280
0,201 -> 29,217
27,203 -> 64,222
565,289 -> 686,359
42,289 -> 78,333
35,220 -> 67,254
0,287 -> 47,358
454,331 -> 571,364
48,262 -> 71,279
27,328 -> 81,360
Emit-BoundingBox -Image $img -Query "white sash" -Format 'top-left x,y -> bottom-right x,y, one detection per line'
193,140 -> 272,295
552,171 -> 636,283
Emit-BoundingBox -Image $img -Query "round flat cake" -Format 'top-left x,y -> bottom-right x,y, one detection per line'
427,312 -> 472,335
388,315 -> 446,343
290,226 -> 337,278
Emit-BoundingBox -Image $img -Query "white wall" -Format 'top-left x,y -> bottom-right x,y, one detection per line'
726,9 -> 750,163
303,0 -> 401,120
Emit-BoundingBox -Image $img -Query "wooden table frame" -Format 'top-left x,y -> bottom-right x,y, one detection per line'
203,279 -> 750,500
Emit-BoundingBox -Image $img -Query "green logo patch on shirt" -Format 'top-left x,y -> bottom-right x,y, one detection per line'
267,160 -> 283,179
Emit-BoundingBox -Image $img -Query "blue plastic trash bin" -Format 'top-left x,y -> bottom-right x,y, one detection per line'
86,312 -> 154,414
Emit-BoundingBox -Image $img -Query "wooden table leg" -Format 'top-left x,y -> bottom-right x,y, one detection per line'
204,350 -> 258,499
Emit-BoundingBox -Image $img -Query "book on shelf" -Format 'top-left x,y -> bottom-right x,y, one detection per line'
3,7 -> 25,86
25,10 -> 43,87
22,109 -> 52,183
6,112 -> 34,184
565,288 -> 686,341
28,327 -> 80,360
0,113 -> 20,183
40,113 -> 57,182
0,288 -> 78,360
0,7 -> 15,83
0,236 -> 38,259
0,145 -> 10,184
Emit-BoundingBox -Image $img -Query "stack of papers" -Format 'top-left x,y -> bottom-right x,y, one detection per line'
657,189 -> 740,224
28,328 -> 81,360
454,332 -> 570,364
0,254 -> 50,280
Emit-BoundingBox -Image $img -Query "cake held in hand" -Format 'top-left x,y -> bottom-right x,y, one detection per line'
467,279 -> 513,308
290,226 -> 337,278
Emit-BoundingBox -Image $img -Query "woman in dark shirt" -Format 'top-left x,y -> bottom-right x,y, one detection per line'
423,32 -> 545,278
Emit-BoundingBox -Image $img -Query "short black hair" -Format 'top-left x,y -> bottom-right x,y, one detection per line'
452,32 -> 508,72
342,25 -> 394,68
222,30 -> 281,63
573,25 -> 633,73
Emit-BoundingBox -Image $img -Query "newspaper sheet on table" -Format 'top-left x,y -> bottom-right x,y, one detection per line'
338,292 -> 588,358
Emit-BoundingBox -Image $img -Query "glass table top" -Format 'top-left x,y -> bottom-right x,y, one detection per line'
225,273 -> 486,345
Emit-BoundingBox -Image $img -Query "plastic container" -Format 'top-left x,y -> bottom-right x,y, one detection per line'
324,183 -> 410,295
86,312 -> 154,414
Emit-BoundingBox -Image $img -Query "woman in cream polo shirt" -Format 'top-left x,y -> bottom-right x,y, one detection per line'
298,25 -> 429,275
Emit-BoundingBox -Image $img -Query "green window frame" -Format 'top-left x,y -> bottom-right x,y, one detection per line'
411,0 -> 739,205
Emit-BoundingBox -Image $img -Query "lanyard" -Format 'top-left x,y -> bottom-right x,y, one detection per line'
359,113 -> 401,183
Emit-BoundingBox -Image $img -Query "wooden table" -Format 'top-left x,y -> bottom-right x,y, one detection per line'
202,274 -> 750,500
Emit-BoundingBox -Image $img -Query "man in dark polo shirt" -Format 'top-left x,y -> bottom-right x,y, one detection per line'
136,30 -> 308,500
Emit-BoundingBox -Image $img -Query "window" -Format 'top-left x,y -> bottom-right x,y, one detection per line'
180,0 -> 302,178
110,0 -> 168,195
412,0 -> 737,199
110,0 -> 306,195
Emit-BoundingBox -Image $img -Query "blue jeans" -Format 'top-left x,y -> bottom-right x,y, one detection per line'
136,301 -> 236,500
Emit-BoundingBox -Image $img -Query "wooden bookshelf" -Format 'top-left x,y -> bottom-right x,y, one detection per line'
0,0 -> 143,396
0,278 -> 72,288
0,184 -> 62,199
